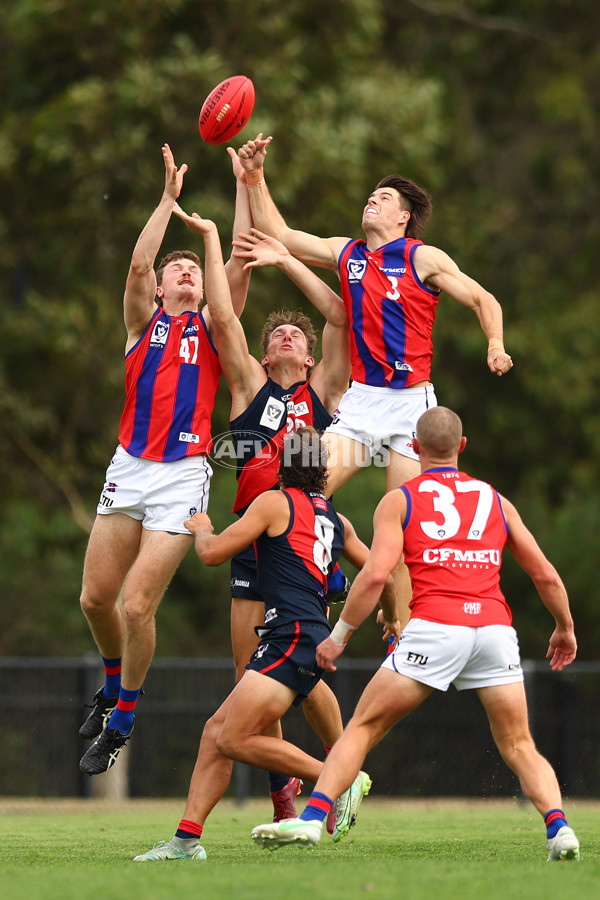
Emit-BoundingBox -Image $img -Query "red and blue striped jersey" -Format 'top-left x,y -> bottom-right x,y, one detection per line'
400,467 -> 511,626
338,237 -> 441,388
255,488 -> 345,628
118,307 -> 221,461
231,378 -> 331,514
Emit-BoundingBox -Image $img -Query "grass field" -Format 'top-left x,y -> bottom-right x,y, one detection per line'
1,797 -> 597,900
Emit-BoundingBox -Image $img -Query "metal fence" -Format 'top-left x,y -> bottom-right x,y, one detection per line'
1,656 -> 598,799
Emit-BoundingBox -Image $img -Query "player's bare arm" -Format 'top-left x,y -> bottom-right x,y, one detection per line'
223,146 -> 252,316
172,203 -> 264,413
237,134 -> 346,270
413,244 -> 513,377
187,491 -> 289,567
316,498 -> 403,671
124,144 -> 187,346
501,496 -> 576,671
233,229 -> 351,411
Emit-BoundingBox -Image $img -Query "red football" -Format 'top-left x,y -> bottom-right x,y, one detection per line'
199,75 -> 255,145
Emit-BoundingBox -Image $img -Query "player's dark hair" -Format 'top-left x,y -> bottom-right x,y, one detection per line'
278,426 -> 328,493
155,251 -> 203,306
375,176 -> 433,239
261,309 -> 317,359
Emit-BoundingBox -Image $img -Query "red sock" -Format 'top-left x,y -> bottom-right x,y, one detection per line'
176,819 -> 203,839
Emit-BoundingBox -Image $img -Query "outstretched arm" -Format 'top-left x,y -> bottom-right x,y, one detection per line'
237,134 -> 348,270
414,244 -> 513,376
317,495 -> 404,671
172,204 -> 264,413
233,229 -> 351,410
124,144 -> 186,347
185,492 -> 288,566
224,147 -> 252,316
502,497 -> 576,671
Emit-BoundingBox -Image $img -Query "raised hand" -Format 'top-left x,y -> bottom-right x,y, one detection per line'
162,143 -> 188,201
236,133 -> 273,172
232,228 -> 289,269
172,202 -> 216,235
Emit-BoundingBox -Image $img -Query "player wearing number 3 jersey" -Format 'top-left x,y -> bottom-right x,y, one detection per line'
237,134 -> 514,632
252,408 -> 580,862
132,428 -> 396,862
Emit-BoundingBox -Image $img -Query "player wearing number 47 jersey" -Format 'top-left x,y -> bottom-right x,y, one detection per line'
78,144 -> 252,775
252,408 -> 580,863
133,427 -> 395,862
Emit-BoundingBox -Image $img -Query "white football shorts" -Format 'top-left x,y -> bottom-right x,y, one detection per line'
382,618 -> 524,691
96,444 -> 212,534
326,381 -> 437,461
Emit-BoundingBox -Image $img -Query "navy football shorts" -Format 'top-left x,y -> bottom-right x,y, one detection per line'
246,620 -> 330,704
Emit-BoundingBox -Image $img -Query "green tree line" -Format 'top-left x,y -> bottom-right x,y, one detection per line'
1,0 -> 598,659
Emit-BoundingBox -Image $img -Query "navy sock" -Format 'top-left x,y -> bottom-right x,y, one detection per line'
299,791 -> 333,823
269,772 -> 290,793
545,808 -> 568,838
107,686 -> 139,735
101,656 -> 121,698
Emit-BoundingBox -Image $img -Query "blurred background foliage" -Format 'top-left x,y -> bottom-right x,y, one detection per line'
1,0 -> 598,659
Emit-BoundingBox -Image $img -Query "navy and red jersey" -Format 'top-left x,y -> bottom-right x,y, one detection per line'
338,236 -> 441,388
118,307 -> 221,462
400,467 -> 511,626
230,378 -> 332,514
255,488 -> 345,629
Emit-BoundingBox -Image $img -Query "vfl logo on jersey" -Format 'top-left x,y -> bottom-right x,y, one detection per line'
150,319 -> 170,347
179,432 -> 200,443
259,397 -> 286,430
347,259 -> 367,282
394,361 -> 414,372
264,607 -> 277,623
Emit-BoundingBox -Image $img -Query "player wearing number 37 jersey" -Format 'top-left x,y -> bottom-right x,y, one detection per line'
401,469 -> 511,628
251,408 -> 580,862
